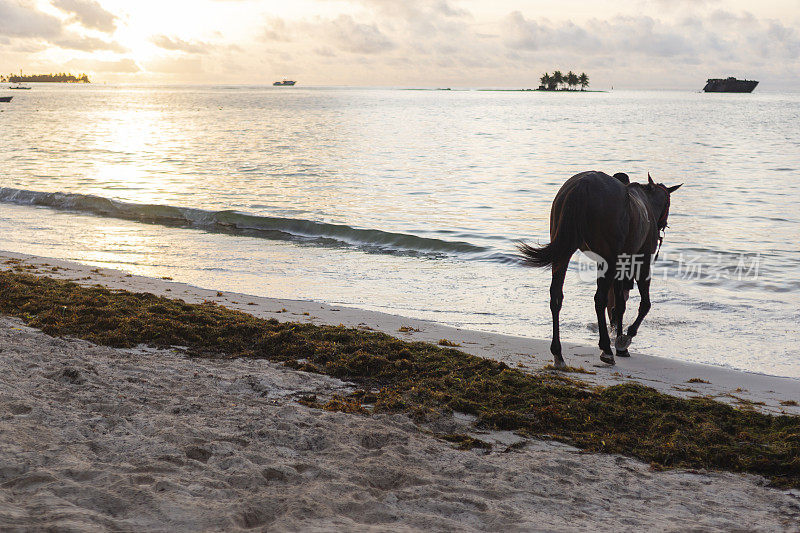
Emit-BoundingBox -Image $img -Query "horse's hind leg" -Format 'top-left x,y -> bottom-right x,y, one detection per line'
549,259 -> 569,368
594,265 -> 615,364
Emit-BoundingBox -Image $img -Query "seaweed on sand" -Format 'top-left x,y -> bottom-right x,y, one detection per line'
1,271 -> 798,488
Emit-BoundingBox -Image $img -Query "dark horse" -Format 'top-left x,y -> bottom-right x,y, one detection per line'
518,171 -> 681,367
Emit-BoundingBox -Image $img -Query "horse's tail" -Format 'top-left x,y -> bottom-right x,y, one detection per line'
517,241 -> 565,268
518,185 -> 586,268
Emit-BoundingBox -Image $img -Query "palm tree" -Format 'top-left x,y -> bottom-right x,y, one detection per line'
552,70 -> 563,90
539,72 -> 550,89
579,72 -> 589,91
566,71 -> 578,90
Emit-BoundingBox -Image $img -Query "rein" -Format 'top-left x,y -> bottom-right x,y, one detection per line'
654,183 -> 671,261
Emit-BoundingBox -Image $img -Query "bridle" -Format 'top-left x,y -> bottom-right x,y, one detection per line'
654,183 -> 671,261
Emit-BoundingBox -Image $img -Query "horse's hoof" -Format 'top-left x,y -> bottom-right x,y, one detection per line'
615,334 -> 632,351
616,349 -> 630,357
552,357 -> 566,369
600,352 -> 615,365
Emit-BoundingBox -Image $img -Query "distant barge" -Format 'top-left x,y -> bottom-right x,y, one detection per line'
703,77 -> 758,93
273,80 -> 296,86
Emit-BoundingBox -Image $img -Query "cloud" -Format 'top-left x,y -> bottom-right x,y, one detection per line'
0,0 -> 123,52
500,10 -> 800,64
68,57 -> 140,73
351,0 -> 469,20
9,40 -> 48,53
764,21 -> 800,59
151,35 -> 210,54
323,15 -> 394,54
262,14 -> 394,54
145,57 -> 205,75
503,12 -> 602,52
262,17 -> 291,42
0,0 -> 62,38
52,0 -> 117,33
54,34 -> 126,52
261,0 -> 479,61
502,13 -> 693,58
314,46 -> 336,57
640,0 -> 721,9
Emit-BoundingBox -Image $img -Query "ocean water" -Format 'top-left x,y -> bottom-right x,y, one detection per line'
1,84 -> 798,378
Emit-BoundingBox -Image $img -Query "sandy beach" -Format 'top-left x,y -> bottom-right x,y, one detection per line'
1,251 -> 799,531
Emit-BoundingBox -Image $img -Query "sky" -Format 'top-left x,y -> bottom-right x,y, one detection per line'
1,0 -> 799,89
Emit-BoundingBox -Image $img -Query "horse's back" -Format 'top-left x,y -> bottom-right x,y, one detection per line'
557,170 -> 626,196
553,171 -> 627,221
551,171 -> 629,259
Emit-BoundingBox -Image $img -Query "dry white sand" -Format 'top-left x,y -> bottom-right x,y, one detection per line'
2,251 -> 800,531
2,318 -> 799,532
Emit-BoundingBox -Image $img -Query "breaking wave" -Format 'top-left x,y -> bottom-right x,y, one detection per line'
0,187 -> 514,261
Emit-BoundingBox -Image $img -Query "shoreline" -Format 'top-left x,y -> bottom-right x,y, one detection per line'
2,250 -> 798,415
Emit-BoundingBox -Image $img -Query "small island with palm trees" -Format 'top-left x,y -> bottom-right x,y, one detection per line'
538,71 -> 590,91
1,72 -> 90,83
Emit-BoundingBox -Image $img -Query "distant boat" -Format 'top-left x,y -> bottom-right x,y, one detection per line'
273,80 -> 296,86
703,77 -> 758,93
0,96 -> 12,103
9,84 -> 31,90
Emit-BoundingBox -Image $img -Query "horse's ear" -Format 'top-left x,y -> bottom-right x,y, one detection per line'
667,183 -> 683,193
647,172 -> 655,186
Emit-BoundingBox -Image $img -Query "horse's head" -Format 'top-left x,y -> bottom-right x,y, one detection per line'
646,172 -> 682,230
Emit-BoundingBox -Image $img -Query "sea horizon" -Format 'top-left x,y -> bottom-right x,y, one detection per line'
8,82 -> 800,92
